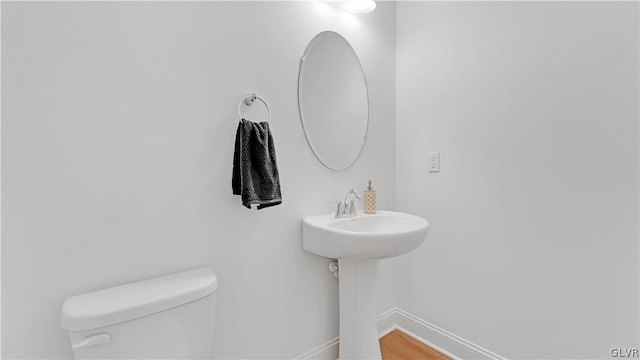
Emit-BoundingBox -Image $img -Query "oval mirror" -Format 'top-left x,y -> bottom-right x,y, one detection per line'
298,31 -> 369,171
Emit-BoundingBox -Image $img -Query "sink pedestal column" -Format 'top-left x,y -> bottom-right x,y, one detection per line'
338,258 -> 381,360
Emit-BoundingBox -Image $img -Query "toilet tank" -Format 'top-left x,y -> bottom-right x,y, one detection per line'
60,268 -> 218,359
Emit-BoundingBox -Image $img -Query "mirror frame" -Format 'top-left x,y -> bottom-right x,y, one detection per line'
297,31 -> 370,171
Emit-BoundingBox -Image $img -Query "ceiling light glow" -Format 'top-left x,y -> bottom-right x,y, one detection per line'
347,0 -> 376,14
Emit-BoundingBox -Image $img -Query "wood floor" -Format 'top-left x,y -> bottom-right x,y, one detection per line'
380,329 -> 451,360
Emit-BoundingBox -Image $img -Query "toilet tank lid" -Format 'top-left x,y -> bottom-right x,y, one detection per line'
60,267 -> 217,331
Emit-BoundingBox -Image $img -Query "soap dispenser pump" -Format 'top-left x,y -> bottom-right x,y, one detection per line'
363,180 -> 376,214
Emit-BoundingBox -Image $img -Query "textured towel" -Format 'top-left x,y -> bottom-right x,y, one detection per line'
232,118 -> 282,209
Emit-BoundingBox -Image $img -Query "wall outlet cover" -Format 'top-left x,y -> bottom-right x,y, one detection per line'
429,152 -> 440,172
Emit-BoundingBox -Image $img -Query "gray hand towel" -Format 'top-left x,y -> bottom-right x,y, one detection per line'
232,118 -> 282,209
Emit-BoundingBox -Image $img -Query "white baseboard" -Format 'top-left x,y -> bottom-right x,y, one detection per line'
377,308 -> 506,360
296,337 -> 339,360
297,307 -> 505,360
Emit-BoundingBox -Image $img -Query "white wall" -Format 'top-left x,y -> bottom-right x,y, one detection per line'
1,2 -> 396,358
396,2 -> 639,359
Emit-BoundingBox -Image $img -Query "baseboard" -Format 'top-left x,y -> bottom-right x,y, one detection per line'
378,308 -> 506,360
296,307 -> 506,360
296,336 -> 339,360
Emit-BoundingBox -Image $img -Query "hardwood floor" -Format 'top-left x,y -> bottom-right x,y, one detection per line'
380,329 -> 451,360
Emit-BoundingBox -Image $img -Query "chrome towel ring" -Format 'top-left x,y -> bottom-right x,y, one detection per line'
237,93 -> 271,123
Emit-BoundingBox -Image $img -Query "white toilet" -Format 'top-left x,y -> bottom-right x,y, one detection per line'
60,268 -> 217,359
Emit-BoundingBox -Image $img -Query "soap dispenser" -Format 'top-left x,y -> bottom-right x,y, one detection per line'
363,180 -> 376,214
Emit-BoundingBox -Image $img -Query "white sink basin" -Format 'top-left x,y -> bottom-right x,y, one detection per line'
302,210 -> 429,359
303,210 -> 429,259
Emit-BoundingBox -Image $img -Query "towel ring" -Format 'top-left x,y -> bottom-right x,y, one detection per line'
237,93 -> 271,123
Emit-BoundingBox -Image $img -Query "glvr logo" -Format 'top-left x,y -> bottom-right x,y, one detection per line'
611,348 -> 639,358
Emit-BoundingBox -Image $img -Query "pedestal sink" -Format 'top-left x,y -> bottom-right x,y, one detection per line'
302,210 -> 429,359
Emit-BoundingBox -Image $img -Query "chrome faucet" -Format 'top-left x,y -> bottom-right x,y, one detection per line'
333,189 -> 362,218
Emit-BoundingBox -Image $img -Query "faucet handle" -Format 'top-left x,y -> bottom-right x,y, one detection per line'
330,200 -> 344,218
348,198 -> 360,216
